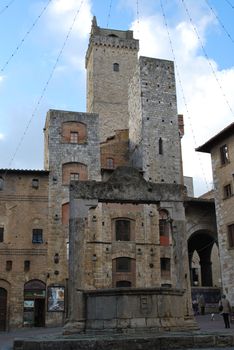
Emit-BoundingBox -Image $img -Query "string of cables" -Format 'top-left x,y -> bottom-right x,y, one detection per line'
224,0 -> 234,10
180,0 -> 234,118
0,0 -> 52,74
204,0 -> 234,45
4,0 -> 86,175
0,0 -> 15,16
106,0 -> 113,28
159,0 -> 210,191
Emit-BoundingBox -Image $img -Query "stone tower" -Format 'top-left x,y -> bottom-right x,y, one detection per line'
85,16 -> 139,141
129,57 -> 183,185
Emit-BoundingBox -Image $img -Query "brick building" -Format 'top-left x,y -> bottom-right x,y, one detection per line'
197,122 -> 234,305
0,18 -> 220,331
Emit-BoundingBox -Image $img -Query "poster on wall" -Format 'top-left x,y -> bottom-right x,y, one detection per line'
47,286 -> 65,312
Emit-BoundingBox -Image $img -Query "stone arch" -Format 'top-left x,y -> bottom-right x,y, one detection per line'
0,279 -> 11,331
62,162 -> 88,184
188,230 -> 218,287
62,121 -> 87,144
112,257 -> 136,287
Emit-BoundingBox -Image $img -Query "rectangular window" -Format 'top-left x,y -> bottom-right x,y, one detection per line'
6,260 -> 12,271
106,158 -> 114,169
70,173 -> 79,181
228,224 -> 234,248
70,131 -> 78,143
24,260 -> 30,272
116,220 -> 130,241
220,144 -> 229,165
32,178 -> 39,189
224,184 -> 232,199
0,227 -> 4,242
161,258 -> 170,278
116,257 -> 131,272
32,229 -> 43,243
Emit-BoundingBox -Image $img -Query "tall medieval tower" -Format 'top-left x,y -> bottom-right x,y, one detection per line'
86,17 -> 139,141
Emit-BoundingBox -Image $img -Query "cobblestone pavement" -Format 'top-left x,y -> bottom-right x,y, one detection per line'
0,314 -> 233,350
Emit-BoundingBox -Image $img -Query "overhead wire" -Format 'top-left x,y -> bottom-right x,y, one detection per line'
0,0 -> 52,74
0,0 -> 15,16
204,0 -> 234,45
4,0 -> 86,175
159,0 -> 211,192
106,0 -> 113,28
180,0 -> 234,119
223,0 -> 234,10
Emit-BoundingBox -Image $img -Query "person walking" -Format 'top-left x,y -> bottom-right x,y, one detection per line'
198,294 -> 206,315
219,294 -> 232,328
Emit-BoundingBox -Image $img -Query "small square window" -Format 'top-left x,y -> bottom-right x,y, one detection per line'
32,179 -> 39,189
224,184 -> 232,199
70,131 -> 78,143
0,177 -> 4,190
161,258 -> 170,277
228,224 -> 234,248
106,158 -> 114,169
32,229 -> 43,243
24,260 -> 30,272
0,227 -> 4,242
116,257 -> 131,272
6,260 -> 12,271
70,173 -> 79,181
220,144 -> 229,165
113,63 -> 119,72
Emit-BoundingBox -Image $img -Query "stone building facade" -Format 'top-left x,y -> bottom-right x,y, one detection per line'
197,123 -> 234,305
0,18 -> 220,331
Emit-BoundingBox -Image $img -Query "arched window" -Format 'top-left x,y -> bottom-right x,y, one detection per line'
159,209 -> 170,246
116,280 -> 132,287
112,257 -> 135,287
62,122 -> 87,144
62,162 -> 87,185
116,257 -> 131,272
115,219 -> 130,241
106,158 -> 114,169
113,63 -> 119,72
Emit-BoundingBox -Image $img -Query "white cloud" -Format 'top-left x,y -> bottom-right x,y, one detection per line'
0,133 -> 5,141
48,0 -> 92,39
130,8 -> 234,196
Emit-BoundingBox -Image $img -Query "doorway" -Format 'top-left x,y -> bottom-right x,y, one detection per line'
24,280 -> 46,327
0,288 -> 7,331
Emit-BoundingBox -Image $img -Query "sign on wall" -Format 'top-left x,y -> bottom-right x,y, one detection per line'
47,286 -> 65,312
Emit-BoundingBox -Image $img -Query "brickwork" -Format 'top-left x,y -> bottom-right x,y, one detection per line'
61,121 -> 87,144
0,170 -> 48,328
100,129 -> 129,170
129,57 -> 182,184
86,19 -> 139,141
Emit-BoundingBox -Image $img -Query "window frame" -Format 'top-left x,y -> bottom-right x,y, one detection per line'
227,224 -> 234,248
115,219 -> 131,241
70,172 -> 79,181
32,229 -> 43,244
0,227 -> 4,242
113,63 -> 119,72
116,257 -> 131,273
220,144 -> 229,165
223,183 -> 232,199
70,131 -> 79,144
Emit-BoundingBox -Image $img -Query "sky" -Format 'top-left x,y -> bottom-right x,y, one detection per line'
0,0 -> 234,196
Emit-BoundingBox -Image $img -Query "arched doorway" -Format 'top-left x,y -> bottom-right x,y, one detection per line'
24,280 -> 46,327
0,288 -> 7,331
188,231 -> 217,287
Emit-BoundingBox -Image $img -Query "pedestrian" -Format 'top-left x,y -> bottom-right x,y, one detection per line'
219,294 -> 232,328
192,299 -> 199,315
198,294 -> 206,315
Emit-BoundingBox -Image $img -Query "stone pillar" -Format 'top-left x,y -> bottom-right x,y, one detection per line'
64,198 -> 98,334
